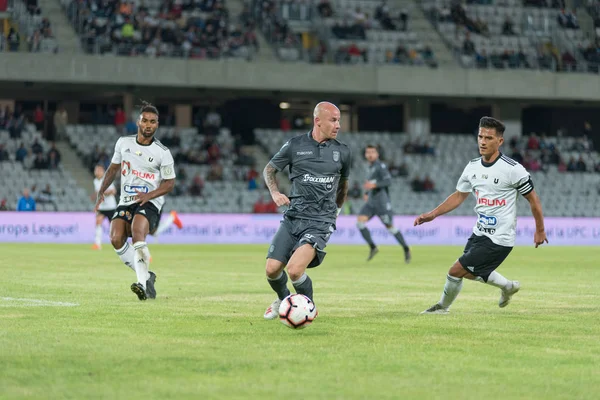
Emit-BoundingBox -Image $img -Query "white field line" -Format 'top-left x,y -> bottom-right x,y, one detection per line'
0,297 -> 79,307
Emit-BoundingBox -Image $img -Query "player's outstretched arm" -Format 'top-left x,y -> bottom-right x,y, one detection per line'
95,163 -> 120,211
135,179 -> 175,206
414,191 -> 470,226
263,163 -> 290,206
524,190 -> 548,248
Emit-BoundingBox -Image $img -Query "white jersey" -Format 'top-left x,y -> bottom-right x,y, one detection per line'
93,178 -> 117,210
110,135 -> 176,211
456,154 -> 533,247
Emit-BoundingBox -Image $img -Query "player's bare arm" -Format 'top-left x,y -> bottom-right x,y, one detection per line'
95,163 -> 120,211
524,190 -> 548,248
135,178 -> 175,206
263,163 -> 290,206
414,191 -> 470,226
336,178 -> 349,208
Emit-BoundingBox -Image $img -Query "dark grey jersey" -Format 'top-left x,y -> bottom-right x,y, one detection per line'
269,132 -> 352,225
366,160 -> 392,205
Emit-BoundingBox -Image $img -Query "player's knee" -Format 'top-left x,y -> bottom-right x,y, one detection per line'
386,225 -> 398,234
356,221 -> 366,229
287,266 -> 304,282
265,259 -> 284,278
448,261 -> 465,278
110,234 -> 126,249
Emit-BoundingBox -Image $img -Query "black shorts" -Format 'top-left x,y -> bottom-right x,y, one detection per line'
266,216 -> 335,268
358,202 -> 394,226
458,233 -> 513,282
113,203 -> 161,234
97,209 -> 115,220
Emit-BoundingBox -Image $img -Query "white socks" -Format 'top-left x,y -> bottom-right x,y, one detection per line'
133,241 -> 151,289
435,271 -> 512,310
439,275 -> 463,309
95,225 -> 103,247
154,214 -> 175,236
485,271 -> 510,290
115,242 -> 135,272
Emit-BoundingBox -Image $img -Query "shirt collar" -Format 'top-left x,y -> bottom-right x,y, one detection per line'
481,152 -> 502,168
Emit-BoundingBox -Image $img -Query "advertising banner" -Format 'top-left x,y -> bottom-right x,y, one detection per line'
0,212 -> 599,245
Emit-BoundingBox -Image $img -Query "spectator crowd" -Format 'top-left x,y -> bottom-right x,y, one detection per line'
66,0 -> 258,59
0,0 -> 58,53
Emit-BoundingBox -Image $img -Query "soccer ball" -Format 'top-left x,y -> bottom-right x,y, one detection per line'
278,294 -> 317,329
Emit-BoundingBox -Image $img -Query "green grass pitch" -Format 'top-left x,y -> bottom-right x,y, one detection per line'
1,243 -> 598,400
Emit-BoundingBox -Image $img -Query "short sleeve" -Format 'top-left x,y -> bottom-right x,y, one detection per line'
456,165 -> 472,193
341,147 -> 352,179
511,163 -> 533,196
269,140 -> 292,171
160,150 -> 176,179
110,138 -> 122,164
379,163 -> 391,180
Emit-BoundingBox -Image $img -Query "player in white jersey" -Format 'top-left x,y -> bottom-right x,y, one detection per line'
92,165 -> 117,250
414,117 -> 548,314
91,166 -> 184,253
92,162 -> 184,250
94,101 -> 176,301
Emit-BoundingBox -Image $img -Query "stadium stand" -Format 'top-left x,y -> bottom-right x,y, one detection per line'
422,0 -> 596,72
0,126 -> 88,212
251,0 -> 307,61
62,0 -> 258,59
322,0 -> 438,67
251,0 -> 439,66
3,0 -> 58,53
580,0 -> 600,72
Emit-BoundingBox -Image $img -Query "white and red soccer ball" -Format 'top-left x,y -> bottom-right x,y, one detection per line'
278,294 -> 317,329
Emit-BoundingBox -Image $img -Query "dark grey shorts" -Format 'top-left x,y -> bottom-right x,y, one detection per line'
458,234 -> 513,282
358,202 -> 394,226
266,216 -> 335,268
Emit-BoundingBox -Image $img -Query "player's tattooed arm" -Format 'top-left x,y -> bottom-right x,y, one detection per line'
263,163 -> 280,194
264,163 -> 290,206
336,178 -> 349,208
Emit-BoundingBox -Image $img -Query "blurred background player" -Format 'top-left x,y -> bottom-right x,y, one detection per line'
262,102 -> 351,319
152,209 -> 184,238
95,101 -> 176,301
415,117 -> 547,314
92,164 -> 117,250
357,145 -> 411,263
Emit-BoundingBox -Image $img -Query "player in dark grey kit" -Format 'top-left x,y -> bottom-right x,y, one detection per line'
262,102 -> 352,320
357,145 -> 411,263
